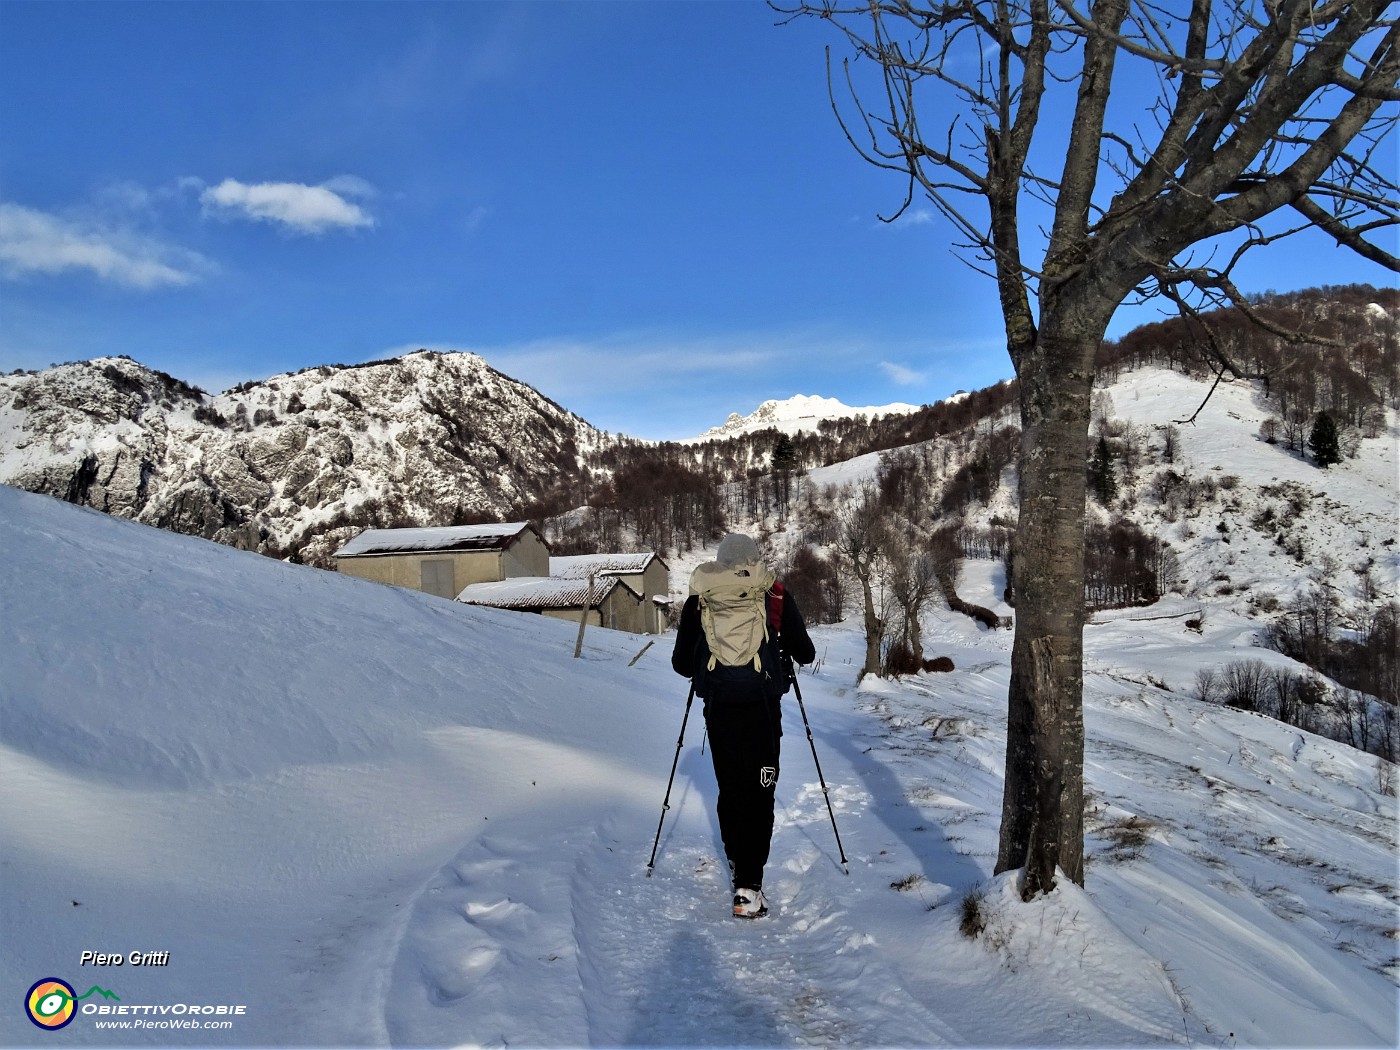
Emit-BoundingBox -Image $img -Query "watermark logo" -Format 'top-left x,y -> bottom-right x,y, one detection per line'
23,975 -> 246,1032
25,979 -> 119,1031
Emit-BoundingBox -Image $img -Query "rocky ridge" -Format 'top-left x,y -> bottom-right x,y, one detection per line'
0,351 -> 606,566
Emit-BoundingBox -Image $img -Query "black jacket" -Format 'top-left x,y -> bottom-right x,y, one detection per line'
671,583 -> 816,699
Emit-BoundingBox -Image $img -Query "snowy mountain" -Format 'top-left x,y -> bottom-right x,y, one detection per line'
0,351 -> 604,565
689,392 -> 921,443
2,481 -> 1394,1047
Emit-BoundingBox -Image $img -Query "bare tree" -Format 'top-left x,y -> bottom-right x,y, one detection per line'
835,485 -> 890,677
884,525 -> 942,669
781,0 -> 1398,898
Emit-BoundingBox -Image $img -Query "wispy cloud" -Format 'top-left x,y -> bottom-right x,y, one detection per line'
879,360 -> 927,385
384,332 -> 782,402
373,329 -> 884,439
463,205 -> 489,236
882,207 -> 937,230
199,178 -> 375,234
486,334 -> 783,386
0,203 -> 208,289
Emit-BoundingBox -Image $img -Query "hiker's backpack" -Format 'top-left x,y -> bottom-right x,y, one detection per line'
689,560 -> 778,672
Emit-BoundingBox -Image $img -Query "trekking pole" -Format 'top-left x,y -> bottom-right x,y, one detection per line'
787,657 -> 849,873
647,682 -> 696,876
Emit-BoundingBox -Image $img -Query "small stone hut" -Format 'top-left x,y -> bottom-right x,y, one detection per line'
551,553 -> 671,634
457,575 -> 645,632
333,522 -> 548,599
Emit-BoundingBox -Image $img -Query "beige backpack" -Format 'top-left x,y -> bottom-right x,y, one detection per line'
690,560 -> 777,671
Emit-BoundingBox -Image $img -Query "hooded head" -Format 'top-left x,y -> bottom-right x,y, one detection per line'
716,532 -> 761,568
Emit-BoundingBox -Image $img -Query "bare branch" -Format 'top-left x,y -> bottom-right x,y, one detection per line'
1052,0 -> 1227,76
1154,268 -> 1351,424
1162,266 -> 1349,349
1291,193 -> 1400,269
1046,0 -> 1130,284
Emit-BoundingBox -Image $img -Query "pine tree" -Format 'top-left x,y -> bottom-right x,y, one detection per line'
772,434 -> 798,473
1090,437 -> 1118,505
1309,412 -> 1341,468
772,434 -> 799,517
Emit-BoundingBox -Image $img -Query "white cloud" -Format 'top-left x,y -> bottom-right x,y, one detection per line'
319,174 -> 377,200
0,203 -> 207,289
879,360 -> 926,385
882,207 -> 937,230
200,178 -> 375,234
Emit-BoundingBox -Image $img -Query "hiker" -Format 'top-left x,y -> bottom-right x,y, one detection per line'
671,533 -> 816,918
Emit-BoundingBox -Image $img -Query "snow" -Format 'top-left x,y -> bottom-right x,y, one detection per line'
687,394 -> 920,444
805,448 -> 887,490
2,481 -> 1395,1048
0,353 -> 602,564
552,552 -> 661,577
336,522 -> 533,557
458,574 -> 631,609
805,365 -> 1398,623
1099,367 -> 1399,615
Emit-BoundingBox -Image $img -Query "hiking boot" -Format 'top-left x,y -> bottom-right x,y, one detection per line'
732,888 -> 768,919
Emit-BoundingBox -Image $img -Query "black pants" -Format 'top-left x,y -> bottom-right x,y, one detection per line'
704,688 -> 782,891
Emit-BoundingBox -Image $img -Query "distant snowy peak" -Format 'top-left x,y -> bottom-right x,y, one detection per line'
690,393 -> 921,443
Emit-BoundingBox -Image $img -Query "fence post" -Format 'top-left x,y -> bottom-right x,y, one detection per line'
573,572 -> 595,658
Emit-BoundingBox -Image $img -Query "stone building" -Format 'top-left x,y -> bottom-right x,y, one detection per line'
334,522 -> 548,599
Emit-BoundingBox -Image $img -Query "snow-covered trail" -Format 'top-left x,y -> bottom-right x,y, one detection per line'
381,656 -> 967,1048
380,618 -> 1206,1049
386,806 -> 953,1048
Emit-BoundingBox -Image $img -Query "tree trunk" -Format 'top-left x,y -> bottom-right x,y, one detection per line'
996,320 -> 1099,897
859,568 -> 883,678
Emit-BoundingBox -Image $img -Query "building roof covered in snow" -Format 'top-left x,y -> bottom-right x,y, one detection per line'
457,575 -> 633,611
336,522 -> 540,558
551,552 -> 666,578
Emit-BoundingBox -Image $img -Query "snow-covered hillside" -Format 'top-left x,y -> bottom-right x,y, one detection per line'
1099,367 -> 1398,613
689,393 -> 920,443
804,364 -> 1398,628
2,483 -> 1394,1048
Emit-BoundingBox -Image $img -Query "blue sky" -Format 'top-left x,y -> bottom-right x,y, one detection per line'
1,2 -> 1392,441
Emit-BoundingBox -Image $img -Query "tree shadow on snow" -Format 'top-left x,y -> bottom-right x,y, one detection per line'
819,715 -> 987,901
